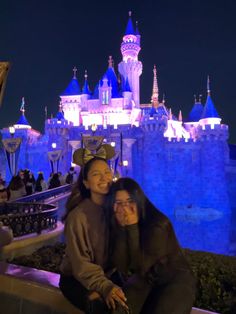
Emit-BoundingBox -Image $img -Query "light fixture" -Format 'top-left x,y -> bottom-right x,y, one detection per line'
111,142 -> 116,147
123,160 -> 128,167
51,143 -> 57,149
9,126 -> 15,137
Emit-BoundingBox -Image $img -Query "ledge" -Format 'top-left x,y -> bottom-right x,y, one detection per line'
0,261 -> 219,314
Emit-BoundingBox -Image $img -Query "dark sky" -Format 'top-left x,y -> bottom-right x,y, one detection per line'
1,0 -> 236,143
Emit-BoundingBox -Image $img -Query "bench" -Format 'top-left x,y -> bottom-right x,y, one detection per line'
0,261 -> 219,314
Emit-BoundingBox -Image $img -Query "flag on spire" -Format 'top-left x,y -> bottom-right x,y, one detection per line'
0,62 -> 11,106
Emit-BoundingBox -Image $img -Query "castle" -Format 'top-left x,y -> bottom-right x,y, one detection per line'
1,12 -> 235,221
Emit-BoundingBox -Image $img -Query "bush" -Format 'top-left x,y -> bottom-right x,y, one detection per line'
10,244 -> 236,314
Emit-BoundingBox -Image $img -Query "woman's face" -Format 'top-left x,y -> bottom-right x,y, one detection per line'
113,190 -> 139,226
83,159 -> 113,196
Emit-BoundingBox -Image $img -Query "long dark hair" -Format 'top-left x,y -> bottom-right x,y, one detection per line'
62,157 -> 109,222
106,177 -> 169,227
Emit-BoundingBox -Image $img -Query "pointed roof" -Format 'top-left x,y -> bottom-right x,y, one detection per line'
62,67 -> 81,96
82,70 -> 91,95
15,97 -> 30,126
125,11 -> 135,35
101,57 -> 119,97
201,77 -> 219,119
201,95 -> 219,119
16,114 -> 30,126
56,102 -> 65,120
189,96 -> 204,122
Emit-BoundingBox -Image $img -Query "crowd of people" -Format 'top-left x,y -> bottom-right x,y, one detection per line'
0,167 -> 77,202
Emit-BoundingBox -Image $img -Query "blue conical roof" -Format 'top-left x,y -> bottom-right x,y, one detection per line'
201,95 -> 219,119
62,77 -> 81,96
16,114 -> 30,126
82,79 -> 90,95
56,111 -> 64,120
92,83 -> 99,99
125,13 -> 135,35
189,102 -> 204,122
103,67 -> 119,97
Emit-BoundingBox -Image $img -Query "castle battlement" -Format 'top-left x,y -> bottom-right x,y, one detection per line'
45,119 -> 73,128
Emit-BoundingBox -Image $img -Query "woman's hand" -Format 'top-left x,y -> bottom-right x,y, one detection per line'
105,286 -> 128,311
114,203 -> 139,226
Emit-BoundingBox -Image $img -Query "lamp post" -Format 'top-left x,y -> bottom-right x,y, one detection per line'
91,123 -> 97,136
123,160 -> 128,176
47,143 -> 62,173
9,126 -> 15,138
2,126 -> 21,177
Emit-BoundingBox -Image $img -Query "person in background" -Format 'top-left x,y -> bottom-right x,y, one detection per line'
35,172 -> 47,192
59,142 -> 128,314
58,171 -> 65,185
48,173 -> 61,189
65,167 -> 76,184
8,175 -> 26,201
25,171 -> 36,195
0,221 -> 13,248
0,181 -> 8,202
106,177 -> 196,314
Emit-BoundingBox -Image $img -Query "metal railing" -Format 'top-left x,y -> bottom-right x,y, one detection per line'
0,202 -> 58,237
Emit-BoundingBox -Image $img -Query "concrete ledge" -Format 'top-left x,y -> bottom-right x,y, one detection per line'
0,261 -> 83,314
0,262 -> 219,314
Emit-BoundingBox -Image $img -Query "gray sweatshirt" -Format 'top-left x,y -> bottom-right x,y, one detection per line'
60,198 -> 115,298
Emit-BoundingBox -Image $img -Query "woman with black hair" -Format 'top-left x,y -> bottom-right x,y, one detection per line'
59,150 -> 128,314
106,177 -> 196,314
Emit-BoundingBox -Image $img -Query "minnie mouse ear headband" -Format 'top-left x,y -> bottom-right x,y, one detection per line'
73,136 -> 115,167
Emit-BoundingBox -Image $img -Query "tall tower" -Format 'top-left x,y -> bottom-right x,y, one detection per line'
118,12 -> 142,107
151,65 -> 159,108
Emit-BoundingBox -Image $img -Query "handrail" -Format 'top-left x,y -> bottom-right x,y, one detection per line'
10,184 -> 73,203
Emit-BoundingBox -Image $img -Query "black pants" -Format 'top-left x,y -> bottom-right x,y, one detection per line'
59,275 -> 109,314
112,272 -> 196,314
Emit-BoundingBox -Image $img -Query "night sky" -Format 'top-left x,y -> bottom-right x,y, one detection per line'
1,0 -> 236,143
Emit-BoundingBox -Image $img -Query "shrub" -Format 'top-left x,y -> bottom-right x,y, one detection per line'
9,244 -> 236,314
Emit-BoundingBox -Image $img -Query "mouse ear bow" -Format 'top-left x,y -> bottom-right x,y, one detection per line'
73,144 -> 116,167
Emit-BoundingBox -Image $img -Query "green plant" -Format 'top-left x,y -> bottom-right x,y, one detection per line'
9,244 -> 236,313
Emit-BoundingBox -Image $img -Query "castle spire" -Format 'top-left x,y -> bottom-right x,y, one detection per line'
151,65 -> 159,108
20,97 -> 25,115
125,11 -> 135,35
207,75 -> 210,96
135,21 -> 140,35
108,55 -> 113,68
82,70 -> 90,94
73,66 -> 77,79
178,110 -> 183,122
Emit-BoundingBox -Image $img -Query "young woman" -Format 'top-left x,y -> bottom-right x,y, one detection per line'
106,177 -> 196,314
59,155 -> 127,314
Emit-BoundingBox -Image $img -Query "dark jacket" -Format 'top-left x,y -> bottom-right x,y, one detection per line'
111,199 -> 195,287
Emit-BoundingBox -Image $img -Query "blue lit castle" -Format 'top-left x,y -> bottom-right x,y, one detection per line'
0,12 -> 234,220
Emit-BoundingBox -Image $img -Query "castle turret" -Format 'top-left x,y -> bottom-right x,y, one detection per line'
199,76 -> 221,127
118,12 -> 142,107
60,67 -> 82,126
80,70 -> 91,109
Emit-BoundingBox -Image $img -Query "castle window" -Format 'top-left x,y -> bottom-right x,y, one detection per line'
102,91 -> 109,105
